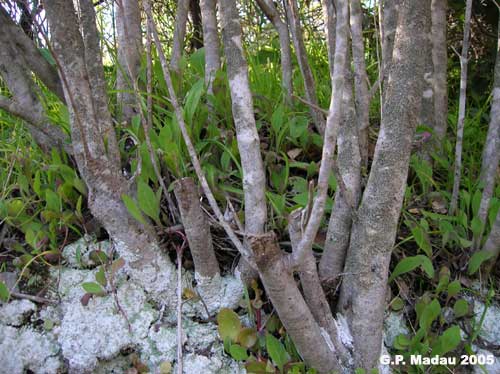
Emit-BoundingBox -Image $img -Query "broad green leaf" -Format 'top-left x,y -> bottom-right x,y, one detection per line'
217,308 -> 241,342
237,327 -> 258,348
453,299 -> 469,318
389,255 -> 434,282
45,189 -> 61,212
431,325 -> 462,356
470,216 -> 484,237
266,334 -> 290,373
410,223 -> 432,257
419,299 -> 441,330
0,281 -> 10,302
184,78 -> 204,125
122,194 -> 147,225
468,250 -> 495,275
137,180 -> 160,223
391,297 -> 404,311
447,280 -> 461,298
229,344 -> 248,361
95,267 -> 107,287
82,282 -> 105,295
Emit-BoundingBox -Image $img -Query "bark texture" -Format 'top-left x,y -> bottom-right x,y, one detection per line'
321,0 -> 335,81
431,0 -> 448,140
450,0 -> 472,214
483,211 -> 500,272
116,0 -> 143,123
219,0 -> 267,236
45,0 -> 175,295
200,0 -> 220,97
474,16 -> 500,249
338,0 -> 428,369
171,0 -> 190,73
255,0 -> 293,103
380,0 -> 400,83
284,0 -> 325,133
174,177 -> 220,278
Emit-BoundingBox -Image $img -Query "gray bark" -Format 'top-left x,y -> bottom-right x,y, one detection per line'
171,0 -> 190,73
321,0 -> 335,81
349,0 -> 370,166
174,177 -> 220,279
420,0 -> 434,132
319,62 -> 361,284
431,0 -> 448,140
284,0 -> 325,134
0,5 -> 65,101
474,16 -> 500,249
45,0 -> 175,296
115,0 -> 143,123
200,0 -> 221,97
338,0 -> 428,370
380,0 -> 400,86
219,0 -> 267,236
255,0 -> 293,104
450,0 -> 472,214
483,211 -> 500,272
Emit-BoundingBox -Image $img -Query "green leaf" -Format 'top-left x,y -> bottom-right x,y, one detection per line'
391,297 -> 405,311
95,267 -> 107,287
45,189 -> 61,212
453,299 -> 469,318
137,180 -> 160,224
419,299 -> 441,330
229,344 -> 248,361
217,308 -> 241,342
122,194 -> 147,225
432,325 -> 462,356
470,217 -> 484,237
266,334 -> 290,372
447,280 -> 461,298
410,223 -> 432,257
0,281 -> 10,302
184,78 -> 204,125
237,327 -> 258,348
82,282 -> 105,295
468,250 -> 495,275
389,255 -> 434,282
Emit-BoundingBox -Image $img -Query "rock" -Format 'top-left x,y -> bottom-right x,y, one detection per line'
0,324 -> 61,374
179,350 -> 245,374
62,236 -> 112,269
384,312 -> 410,347
0,299 -> 36,326
194,273 -> 244,316
472,300 -> 500,345
58,280 -> 158,372
471,349 -> 500,374
0,271 -> 18,295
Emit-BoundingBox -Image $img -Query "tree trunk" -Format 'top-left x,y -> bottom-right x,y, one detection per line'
171,0 -> 190,73
189,0 -> 203,50
321,0 -> 335,81
255,0 -> 293,104
44,0 -> 175,297
200,0 -> 220,98
474,15 -> 500,249
449,0 -> 472,215
431,0 -> 448,141
115,0 -> 143,123
338,0 -> 428,370
284,0 -> 325,134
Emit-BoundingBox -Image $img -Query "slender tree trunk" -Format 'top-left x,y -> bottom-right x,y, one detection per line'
319,61 -> 361,284
420,0 -> 434,133
115,0 -> 143,123
284,0 -> 325,134
483,211 -> 500,273
431,0 -> 448,141
450,0 -> 472,215
255,0 -> 293,104
474,16 -> 500,249
380,0 -> 400,85
171,0 -> 190,73
338,0 -> 429,370
321,0 -> 335,81
200,0 -> 220,98
44,0 -> 175,297
349,0 -> 370,166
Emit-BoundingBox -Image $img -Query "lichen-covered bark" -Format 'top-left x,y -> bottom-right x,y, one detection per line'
431,0 -> 448,140
483,211 -> 500,272
0,5 -> 64,101
44,0 -> 175,295
380,0 -> 400,84
115,0 -> 143,123
200,0 -> 220,97
420,1 -> 434,133
171,0 -> 190,73
338,0 -> 428,370
255,0 -> 293,104
219,0 -> 267,236
174,177 -> 220,279
474,17 -> 500,249
320,64 -> 361,284
284,0 -> 325,134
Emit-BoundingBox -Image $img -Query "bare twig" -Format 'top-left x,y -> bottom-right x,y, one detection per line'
10,291 -> 57,305
292,94 -> 329,116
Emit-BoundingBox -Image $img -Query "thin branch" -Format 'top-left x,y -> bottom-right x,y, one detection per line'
10,291 -> 57,305
292,94 -> 329,116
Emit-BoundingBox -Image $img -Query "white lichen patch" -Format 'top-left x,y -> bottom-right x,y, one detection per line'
384,312 -> 410,347
473,299 -> 500,345
62,236 -> 112,269
195,272 -> 244,316
0,324 -> 61,374
0,299 -> 36,326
